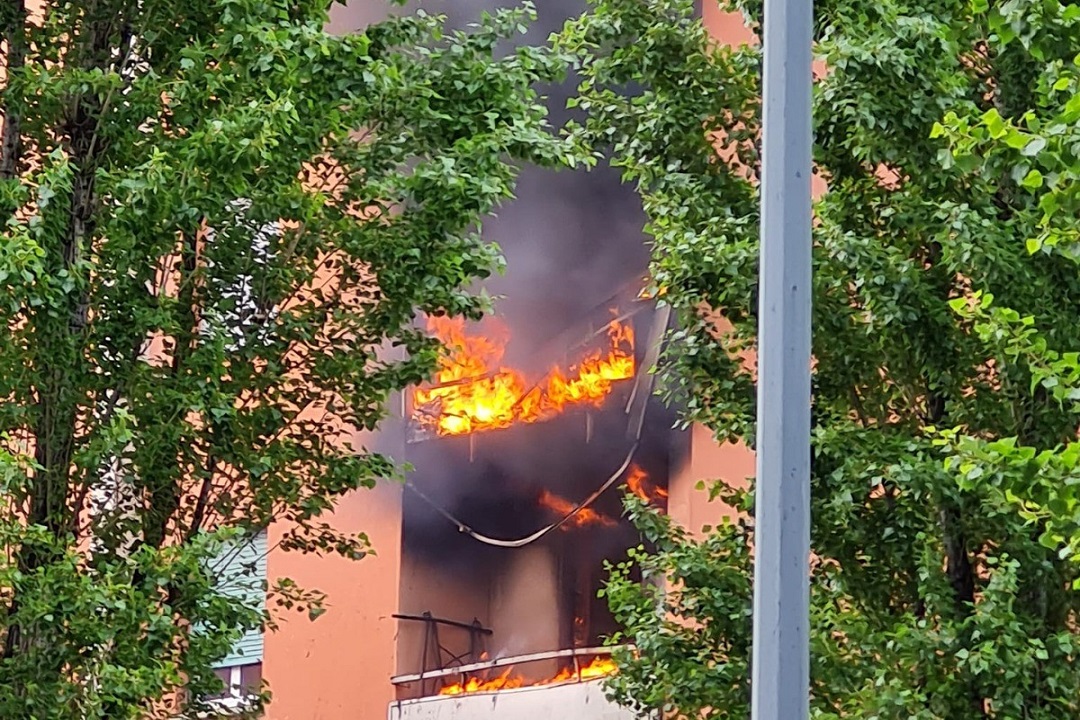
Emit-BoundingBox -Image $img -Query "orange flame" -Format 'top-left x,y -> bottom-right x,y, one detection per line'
437,656 -> 618,696
546,656 -> 619,684
538,489 -> 617,529
438,667 -> 523,696
626,465 -> 668,504
413,316 -> 634,436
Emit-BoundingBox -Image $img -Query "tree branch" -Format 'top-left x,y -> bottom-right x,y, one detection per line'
0,0 -> 26,182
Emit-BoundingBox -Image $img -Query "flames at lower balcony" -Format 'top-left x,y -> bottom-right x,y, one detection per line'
392,645 -> 619,697
388,657 -> 638,720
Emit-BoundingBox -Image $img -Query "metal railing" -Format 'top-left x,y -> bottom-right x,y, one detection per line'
390,644 -> 626,688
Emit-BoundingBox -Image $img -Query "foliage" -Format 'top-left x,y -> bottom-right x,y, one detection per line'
0,0 -> 574,716
561,0 -> 1080,717
933,2 -> 1080,567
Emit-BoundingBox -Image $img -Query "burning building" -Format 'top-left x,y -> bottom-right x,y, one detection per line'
238,3 -> 757,720
390,288 -> 672,699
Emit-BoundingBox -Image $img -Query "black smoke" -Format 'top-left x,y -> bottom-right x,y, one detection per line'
356,0 -> 685,655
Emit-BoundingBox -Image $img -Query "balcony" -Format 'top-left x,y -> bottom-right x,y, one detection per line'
389,647 -> 639,720
388,678 -> 635,720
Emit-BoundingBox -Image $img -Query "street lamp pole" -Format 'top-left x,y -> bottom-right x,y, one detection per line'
750,0 -> 813,718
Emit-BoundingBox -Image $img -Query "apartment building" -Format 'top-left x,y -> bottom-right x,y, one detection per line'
207,4 -> 755,719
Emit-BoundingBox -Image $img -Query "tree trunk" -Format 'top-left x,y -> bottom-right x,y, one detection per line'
0,0 -> 26,183
3,0 -> 111,665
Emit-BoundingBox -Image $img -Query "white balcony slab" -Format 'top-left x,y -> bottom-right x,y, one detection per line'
387,680 -> 638,720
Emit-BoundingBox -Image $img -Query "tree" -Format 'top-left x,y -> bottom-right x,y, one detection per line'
933,2 -> 1080,565
560,0 -> 1080,717
0,0 -> 574,716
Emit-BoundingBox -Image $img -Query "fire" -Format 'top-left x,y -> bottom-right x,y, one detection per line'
538,489 -> 617,529
625,464 -> 668,504
546,656 -> 619,684
438,656 -> 618,696
413,316 -> 634,436
438,667 -> 523,696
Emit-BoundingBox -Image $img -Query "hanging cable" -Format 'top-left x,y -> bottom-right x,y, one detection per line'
404,439 -> 640,548
402,301 -> 663,549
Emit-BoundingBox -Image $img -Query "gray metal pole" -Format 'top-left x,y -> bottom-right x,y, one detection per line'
751,0 -> 813,717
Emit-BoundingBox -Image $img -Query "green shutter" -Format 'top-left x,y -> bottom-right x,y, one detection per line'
211,529 -> 267,668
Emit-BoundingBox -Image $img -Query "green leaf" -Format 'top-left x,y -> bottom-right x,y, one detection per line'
1020,168 -> 1044,189
1020,135 -> 1047,157
984,108 -> 1008,138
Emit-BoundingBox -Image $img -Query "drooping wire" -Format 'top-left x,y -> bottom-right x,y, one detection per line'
402,303 -> 668,549
403,439 -> 641,549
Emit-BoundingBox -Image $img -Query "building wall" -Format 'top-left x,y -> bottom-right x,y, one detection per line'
263,471 -> 403,720
668,424 -> 754,538
702,3 -> 757,47
260,5 -> 758,720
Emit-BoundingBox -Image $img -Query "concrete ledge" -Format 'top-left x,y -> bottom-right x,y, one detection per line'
387,679 -> 636,720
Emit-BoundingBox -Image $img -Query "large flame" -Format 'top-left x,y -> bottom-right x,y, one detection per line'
413,316 -> 634,436
438,656 -> 617,697
626,464 -> 668,505
438,667 -> 523,696
545,656 -> 619,684
538,489 -> 617,530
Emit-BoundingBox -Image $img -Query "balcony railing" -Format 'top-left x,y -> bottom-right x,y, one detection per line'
390,644 -> 624,689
